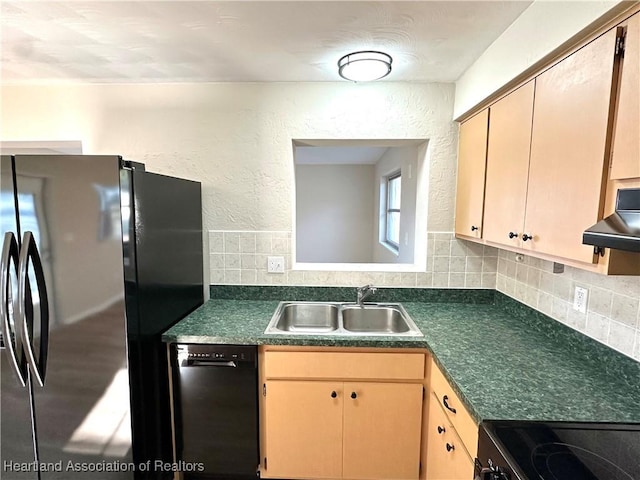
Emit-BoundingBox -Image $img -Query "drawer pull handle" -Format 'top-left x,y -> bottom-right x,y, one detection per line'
471,225 -> 479,232
522,233 -> 533,242
351,392 -> 357,399
446,443 -> 455,452
443,395 -> 456,414
437,426 -> 445,434
331,391 -> 337,398
508,231 -> 518,239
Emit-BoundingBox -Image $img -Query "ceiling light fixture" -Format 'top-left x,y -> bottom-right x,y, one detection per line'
337,51 -> 392,82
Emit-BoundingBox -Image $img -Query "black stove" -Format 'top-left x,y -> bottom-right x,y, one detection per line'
476,421 -> 640,480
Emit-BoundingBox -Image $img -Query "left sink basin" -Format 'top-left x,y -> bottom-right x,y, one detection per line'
267,302 -> 340,334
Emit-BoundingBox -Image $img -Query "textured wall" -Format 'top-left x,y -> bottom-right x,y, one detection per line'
296,164 -> 375,263
372,145 -> 419,263
497,251 -> 640,361
1,82 -> 459,233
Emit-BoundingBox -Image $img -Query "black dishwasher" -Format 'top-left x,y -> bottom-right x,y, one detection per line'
172,344 -> 259,479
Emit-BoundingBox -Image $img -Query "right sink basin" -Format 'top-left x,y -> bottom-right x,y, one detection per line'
341,304 -> 413,334
264,301 -> 423,337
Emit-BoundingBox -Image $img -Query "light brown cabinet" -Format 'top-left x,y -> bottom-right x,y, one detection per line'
264,380 -> 343,479
260,349 -> 425,480
425,360 -> 477,480
342,382 -> 424,480
483,81 -> 535,247
457,16 -> 640,273
424,391 -> 474,480
455,109 -> 489,239
611,12 -> 640,180
524,27 -> 621,264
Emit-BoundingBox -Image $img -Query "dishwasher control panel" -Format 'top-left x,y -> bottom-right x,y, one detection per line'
177,344 -> 256,363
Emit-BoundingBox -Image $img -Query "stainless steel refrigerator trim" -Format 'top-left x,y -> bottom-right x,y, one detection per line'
1,231 -> 27,386
5,154 -> 134,479
17,230 -> 49,387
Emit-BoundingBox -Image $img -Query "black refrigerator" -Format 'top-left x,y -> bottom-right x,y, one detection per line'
0,155 -> 204,479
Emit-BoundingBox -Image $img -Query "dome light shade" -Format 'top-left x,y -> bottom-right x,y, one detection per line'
337,51 -> 392,82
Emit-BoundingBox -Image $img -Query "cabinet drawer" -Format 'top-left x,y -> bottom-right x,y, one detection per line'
426,392 -> 474,480
430,361 -> 478,456
264,352 -> 425,380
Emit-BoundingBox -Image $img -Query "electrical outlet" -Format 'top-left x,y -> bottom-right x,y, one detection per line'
573,286 -> 588,313
267,256 -> 285,274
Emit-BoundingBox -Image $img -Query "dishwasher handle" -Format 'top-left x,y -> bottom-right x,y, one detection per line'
184,359 -> 238,368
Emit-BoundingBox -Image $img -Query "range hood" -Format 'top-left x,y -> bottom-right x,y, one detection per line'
583,188 -> 640,253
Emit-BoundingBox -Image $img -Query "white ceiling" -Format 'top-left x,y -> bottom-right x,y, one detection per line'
1,1 -> 532,84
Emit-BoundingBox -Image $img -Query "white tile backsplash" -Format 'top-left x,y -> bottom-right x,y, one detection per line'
209,230 -> 498,289
497,251 -> 640,360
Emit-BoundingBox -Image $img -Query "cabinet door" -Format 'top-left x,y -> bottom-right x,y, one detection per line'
455,109 -> 489,239
425,394 -> 473,480
524,28 -> 620,263
264,381 -> 343,479
611,13 -> 639,180
342,382 -> 423,480
483,81 -> 535,247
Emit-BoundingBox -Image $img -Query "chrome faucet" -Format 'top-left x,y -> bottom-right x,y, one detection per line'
356,285 -> 377,306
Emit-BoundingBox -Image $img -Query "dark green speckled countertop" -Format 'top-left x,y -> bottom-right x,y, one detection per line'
162,286 -> 640,425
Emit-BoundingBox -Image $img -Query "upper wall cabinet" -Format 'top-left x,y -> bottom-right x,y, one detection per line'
483,81 -> 535,248
456,8 -> 640,274
454,109 -> 488,239
523,28 -> 620,264
611,12 -> 639,180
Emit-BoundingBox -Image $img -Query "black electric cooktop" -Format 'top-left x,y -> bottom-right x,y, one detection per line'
477,421 -> 640,480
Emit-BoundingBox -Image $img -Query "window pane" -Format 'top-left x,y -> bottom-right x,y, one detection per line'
388,175 -> 401,210
386,212 -> 400,246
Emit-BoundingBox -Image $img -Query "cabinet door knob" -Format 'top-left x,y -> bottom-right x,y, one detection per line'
350,392 -> 357,399
471,225 -> 479,232
508,231 -> 518,239
446,443 -> 455,452
442,395 -> 457,414
437,426 -> 445,434
522,233 -> 533,242
331,391 -> 337,398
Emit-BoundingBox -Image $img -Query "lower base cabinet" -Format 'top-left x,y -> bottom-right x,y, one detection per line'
425,359 -> 478,480
264,380 -> 344,479
264,380 -> 423,480
424,392 -> 474,480
261,349 -> 483,480
260,349 -> 426,480
343,382 -> 423,480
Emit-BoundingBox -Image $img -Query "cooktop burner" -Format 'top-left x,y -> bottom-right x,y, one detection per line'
478,421 -> 640,480
531,442 -> 635,480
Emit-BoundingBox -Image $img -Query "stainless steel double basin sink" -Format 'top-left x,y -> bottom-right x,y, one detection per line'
264,302 -> 423,337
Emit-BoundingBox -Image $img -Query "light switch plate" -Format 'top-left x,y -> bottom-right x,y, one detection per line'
267,256 -> 285,273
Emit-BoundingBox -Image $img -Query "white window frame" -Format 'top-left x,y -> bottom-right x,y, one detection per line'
383,170 -> 401,252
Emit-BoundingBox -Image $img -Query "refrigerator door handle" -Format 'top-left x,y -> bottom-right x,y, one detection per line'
17,231 -> 49,387
1,232 -> 27,387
